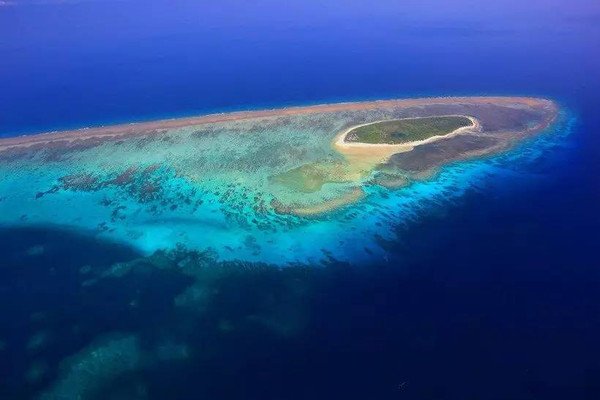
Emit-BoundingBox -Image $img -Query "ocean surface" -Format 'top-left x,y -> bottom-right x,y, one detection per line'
1,1 -> 600,399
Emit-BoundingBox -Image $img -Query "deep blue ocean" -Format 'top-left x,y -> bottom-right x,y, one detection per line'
1,1 -> 600,399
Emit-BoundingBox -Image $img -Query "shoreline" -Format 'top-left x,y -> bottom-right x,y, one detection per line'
0,96 -> 549,152
334,115 -> 480,149
331,115 -> 480,170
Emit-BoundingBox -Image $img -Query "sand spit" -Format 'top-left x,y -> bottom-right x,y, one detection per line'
271,187 -> 366,217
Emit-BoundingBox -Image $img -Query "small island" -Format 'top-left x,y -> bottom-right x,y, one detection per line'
344,116 -> 473,144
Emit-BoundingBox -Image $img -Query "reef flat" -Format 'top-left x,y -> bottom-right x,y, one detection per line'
0,97 -> 558,263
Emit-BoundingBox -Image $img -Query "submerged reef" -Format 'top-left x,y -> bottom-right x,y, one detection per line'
0,97 -> 558,263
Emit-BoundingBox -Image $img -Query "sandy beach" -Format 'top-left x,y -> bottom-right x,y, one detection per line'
333,115 -> 480,166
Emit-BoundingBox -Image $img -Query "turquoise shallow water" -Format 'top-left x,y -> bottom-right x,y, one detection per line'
0,110 -> 574,266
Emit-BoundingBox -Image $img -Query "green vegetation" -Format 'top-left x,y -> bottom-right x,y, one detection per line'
345,116 -> 472,144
